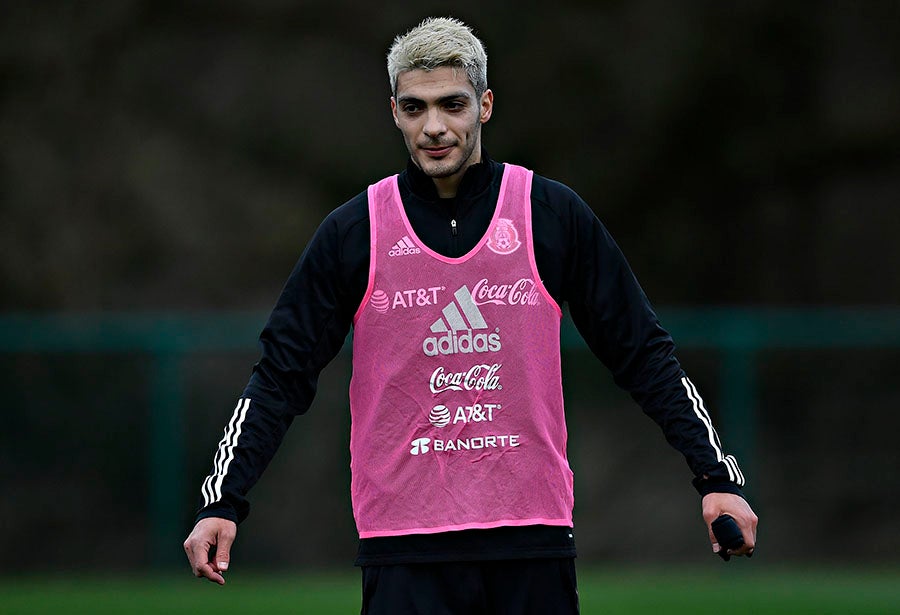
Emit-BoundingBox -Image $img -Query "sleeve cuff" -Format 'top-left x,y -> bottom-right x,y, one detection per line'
195,503 -> 241,526
692,477 -> 746,499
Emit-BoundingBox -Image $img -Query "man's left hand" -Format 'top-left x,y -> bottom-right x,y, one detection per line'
702,492 -> 758,557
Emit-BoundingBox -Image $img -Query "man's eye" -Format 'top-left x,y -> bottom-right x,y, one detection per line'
402,105 -> 421,114
444,102 -> 464,111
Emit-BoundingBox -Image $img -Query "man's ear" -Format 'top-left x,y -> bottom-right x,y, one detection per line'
479,89 -> 494,124
390,97 -> 400,128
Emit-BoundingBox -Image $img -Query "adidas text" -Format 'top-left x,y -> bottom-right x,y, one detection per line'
388,235 -> 421,257
389,245 -> 420,256
423,329 -> 501,357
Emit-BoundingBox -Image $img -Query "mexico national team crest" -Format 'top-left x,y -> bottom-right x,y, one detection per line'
487,218 -> 521,255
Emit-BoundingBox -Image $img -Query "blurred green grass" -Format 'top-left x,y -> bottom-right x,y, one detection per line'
1,567 -> 897,614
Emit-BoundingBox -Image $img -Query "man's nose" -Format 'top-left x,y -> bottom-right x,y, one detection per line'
423,109 -> 446,138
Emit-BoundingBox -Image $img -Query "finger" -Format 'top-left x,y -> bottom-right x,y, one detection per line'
196,561 -> 226,585
210,551 -> 229,574
213,529 -> 236,573
731,534 -> 756,556
186,537 -> 224,583
706,524 -> 721,553
184,538 -> 224,583
736,514 -> 758,551
729,522 -> 756,557
183,536 -> 205,573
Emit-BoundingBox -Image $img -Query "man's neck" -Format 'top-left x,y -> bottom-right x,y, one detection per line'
432,176 -> 460,199
405,148 -> 493,202
430,149 -> 483,198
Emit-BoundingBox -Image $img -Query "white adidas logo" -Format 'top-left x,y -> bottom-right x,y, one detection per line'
388,235 -> 421,257
422,286 -> 501,357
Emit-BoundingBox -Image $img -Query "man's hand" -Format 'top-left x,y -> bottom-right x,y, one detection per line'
702,492 -> 758,558
183,517 -> 237,585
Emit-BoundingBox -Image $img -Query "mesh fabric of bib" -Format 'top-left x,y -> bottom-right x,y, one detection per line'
349,163 -> 573,538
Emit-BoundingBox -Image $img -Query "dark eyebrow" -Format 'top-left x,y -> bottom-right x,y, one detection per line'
437,92 -> 472,103
396,91 -> 472,106
396,95 -> 423,105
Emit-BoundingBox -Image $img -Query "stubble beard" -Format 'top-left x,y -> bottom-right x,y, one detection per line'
413,125 -> 481,179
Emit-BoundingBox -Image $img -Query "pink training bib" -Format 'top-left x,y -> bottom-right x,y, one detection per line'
349,163 -> 573,538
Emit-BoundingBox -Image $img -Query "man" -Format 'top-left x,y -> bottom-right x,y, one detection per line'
184,16 -> 758,614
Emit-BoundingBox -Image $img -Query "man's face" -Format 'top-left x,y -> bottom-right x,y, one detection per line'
391,66 -> 493,196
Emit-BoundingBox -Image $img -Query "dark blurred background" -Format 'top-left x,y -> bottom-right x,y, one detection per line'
1,0 -> 898,575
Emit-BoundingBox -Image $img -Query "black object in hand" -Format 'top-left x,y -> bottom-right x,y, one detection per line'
711,514 -> 746,561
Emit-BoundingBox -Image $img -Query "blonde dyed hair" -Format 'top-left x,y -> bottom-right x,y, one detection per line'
387,17 -> 488,97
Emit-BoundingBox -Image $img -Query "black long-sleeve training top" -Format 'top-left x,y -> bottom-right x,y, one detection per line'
195,152 -> 746,565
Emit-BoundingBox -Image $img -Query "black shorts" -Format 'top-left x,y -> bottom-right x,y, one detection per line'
360,558 -> 579,615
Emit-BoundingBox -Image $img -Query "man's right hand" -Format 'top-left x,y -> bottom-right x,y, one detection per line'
183,517 -> 237,585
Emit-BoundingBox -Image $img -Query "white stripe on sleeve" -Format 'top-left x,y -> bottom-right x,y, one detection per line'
681,377 -> 735,483
725,455 -> 746,486
202,398 -> 251,507
682,377 -> 747,486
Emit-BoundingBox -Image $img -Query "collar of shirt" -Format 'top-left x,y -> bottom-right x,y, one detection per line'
403,147 -> 496,213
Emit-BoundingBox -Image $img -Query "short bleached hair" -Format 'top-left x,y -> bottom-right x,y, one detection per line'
387,17 -> 488,97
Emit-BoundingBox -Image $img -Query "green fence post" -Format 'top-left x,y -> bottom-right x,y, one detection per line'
719,323 -> 758,486
149,349 -> 185,568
